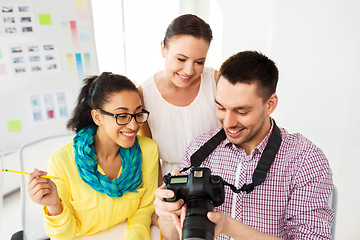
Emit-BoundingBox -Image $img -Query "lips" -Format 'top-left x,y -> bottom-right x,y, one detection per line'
177,73 -> 191,81
121,131 -> 136,138
226,128 -> 244,138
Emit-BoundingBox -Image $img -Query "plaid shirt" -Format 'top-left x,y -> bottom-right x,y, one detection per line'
179,122 -> 334,240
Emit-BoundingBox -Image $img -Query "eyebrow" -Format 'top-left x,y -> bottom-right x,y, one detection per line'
177,53 -> 206,61
214,99 -> 251,110
113,105 -> 143,111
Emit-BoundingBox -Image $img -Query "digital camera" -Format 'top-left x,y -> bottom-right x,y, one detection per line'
163,167 -> 225,240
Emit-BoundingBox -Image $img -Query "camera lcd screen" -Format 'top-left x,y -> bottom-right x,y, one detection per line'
170,176 -> 188,184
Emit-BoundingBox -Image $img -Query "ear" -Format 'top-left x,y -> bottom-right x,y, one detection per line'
266,93 -> 278,115
91,109 -> 102,126
161,40 -> 166,58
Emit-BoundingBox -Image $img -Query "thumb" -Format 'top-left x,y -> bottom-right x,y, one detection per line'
207,211 -> 221,223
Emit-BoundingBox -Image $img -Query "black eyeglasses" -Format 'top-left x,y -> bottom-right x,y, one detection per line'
98,109 -> 150,125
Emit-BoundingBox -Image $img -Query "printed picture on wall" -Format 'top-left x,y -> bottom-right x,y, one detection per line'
0,4 -> 35,36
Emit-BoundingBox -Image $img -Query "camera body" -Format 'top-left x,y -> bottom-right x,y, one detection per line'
163,167 -> 225,240
163,167 -> 225,207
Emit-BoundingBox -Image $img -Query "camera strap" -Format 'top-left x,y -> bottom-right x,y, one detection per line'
182,120 -> 282,194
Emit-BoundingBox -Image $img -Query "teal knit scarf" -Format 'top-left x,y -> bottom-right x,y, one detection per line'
73,124 -> 142,198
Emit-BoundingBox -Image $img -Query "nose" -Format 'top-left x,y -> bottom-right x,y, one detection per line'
184,61 -> 194,75
126,116 -> 138,130
222,111 -> 237,129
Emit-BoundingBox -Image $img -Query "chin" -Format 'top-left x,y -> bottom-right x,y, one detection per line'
120,139 -> 136,149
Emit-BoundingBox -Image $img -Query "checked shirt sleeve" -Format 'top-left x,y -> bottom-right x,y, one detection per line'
284,143 -> 334,240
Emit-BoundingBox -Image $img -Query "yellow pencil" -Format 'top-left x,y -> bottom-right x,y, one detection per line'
2,169 -> 59,179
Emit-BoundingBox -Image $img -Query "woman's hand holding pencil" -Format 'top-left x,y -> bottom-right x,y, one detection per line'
26,168 -> 63,216
2,168 -> 59,179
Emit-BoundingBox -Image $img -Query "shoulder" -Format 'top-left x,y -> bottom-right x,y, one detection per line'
50,142 -> 73,160
137,135 -> 158,153
280,128 -> 322,154
279,127 -> 330,170
48,142 -> 74,172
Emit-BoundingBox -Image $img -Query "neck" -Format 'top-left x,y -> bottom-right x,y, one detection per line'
93,128 -> 120,164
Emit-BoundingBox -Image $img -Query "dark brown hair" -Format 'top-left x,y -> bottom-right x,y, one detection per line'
67,72 -> 138,133
219,51 -> 279,101
163,14 -> 213,47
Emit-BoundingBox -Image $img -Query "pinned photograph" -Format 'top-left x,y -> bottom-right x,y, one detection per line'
14,67 -> 26,73
31,66 -> 41,71
43,44 -> 54,51
28,45 -> 39,52
22,26 -> 33,33
3,17 -> 15,23
20,17 -> 31,23
29,56 -> 41,62
1,6 -> 13,13
47,64 -> 57,70
13,57 -> 24,64
18,6 -> 30,12
5,27 -> 16,34
11,47 -> 23,53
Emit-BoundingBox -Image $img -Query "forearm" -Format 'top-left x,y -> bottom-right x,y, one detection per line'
158,216 -> 180,240
223,216 -> 283,240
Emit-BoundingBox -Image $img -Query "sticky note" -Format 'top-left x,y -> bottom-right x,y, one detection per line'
77,9 -> 90,21
39,14 -> 52,25
83,53 -> 91,74
79,30 -> 91,42
74,0 -> 87,9
8,120 -> 21,132
0,64 -> 6,75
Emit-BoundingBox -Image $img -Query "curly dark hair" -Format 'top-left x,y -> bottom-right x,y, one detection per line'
66,72 -> 139,133
163,14 -> 213,47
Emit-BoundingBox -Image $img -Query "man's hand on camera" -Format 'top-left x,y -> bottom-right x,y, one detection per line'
154,169 -> 184,240
154,183 -> 184,221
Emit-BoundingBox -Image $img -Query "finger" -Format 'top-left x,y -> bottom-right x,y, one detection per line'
171,212 -> 182,236
28,181 -> 52,198
154,186 -> 175,199
27,176 -> 49,193
28,169 -> 47,184
171,169 -> 181,176
154,200 -> 184,220
207,211 -> 221,223
180,205 -> 186,228
32,188 -> 52,203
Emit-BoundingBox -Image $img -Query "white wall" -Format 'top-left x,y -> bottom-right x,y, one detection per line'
93,0 -> 360,239
211,0 -> 360,239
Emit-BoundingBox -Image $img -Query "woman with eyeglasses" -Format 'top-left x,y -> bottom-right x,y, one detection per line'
139,14 -> 220,180
25,72 -> 158,240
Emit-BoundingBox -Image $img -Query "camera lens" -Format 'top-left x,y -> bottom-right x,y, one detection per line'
182,198 -> 215,240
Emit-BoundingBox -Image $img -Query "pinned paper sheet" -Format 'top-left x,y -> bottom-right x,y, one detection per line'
70,21 -> 79,48
0,64 -> 6,75
79,30 -> 91,42
8,120 -> 22,132
39,14 -> 52,25
66,53 -> 76,80
83,53 -> 91,75
77,9 -> 90,21
75,53 -> 84,80
74,0 -> 87,9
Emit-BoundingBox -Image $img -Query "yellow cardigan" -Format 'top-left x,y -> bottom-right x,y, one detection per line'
43,135 -> 159,240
